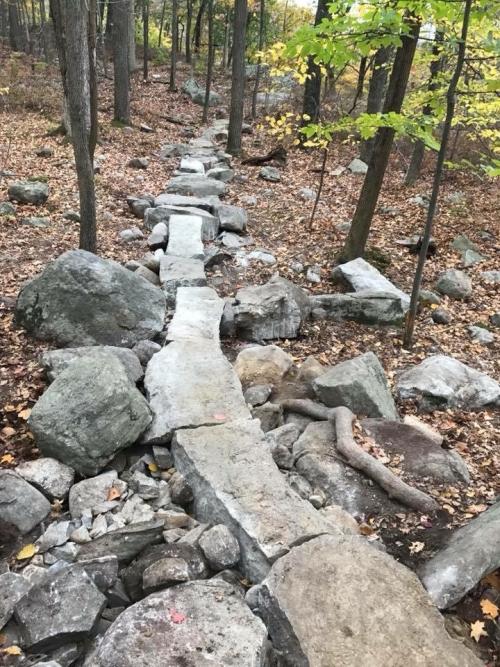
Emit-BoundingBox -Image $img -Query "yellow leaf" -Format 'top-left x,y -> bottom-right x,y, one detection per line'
107,485 -> 121,501
0,454 -> 14,464
16,544 -> 38,560
409,541 -> 425,554
18,408 -> 31,420
2,645 -> 22,655
148,462 -> 159,473
480,598 -> 499,619
470,620 -> 488,642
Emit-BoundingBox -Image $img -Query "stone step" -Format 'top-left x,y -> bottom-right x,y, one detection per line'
172,418 -> 334,582
143,341 -> 251,444
157,204 -> 219,240
166,174 -> 226,198
159,255 -> 207,306
167,287 -> 224,343
331,257 -> 410,307
153,193 -> 220,213
166,215 -> 204,260
179,157 -> 205,174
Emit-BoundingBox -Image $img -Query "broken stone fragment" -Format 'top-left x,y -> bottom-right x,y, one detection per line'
0,471 -> 51,534
199,525 -> 241,571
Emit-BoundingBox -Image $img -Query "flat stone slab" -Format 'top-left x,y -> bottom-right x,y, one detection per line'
172,418 -> 334,582
179,156 -> 205,174
143,341 -> 251,444
156,204 -> 219,240
419,501 -> 500,609
166,215 -> 204,260
88,580 -> 268,666
331,257 -> 409,307
167,287 -> 224,343
41,346 -> 144,384
311,291 -> 406,326
77,520 -> 164,564
159,255 -> 207,305
153,193 -> 219,213
257,534 -> 482,666
166,174 -> 226,197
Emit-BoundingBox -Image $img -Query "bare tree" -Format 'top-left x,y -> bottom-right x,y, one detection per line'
202,0 -> 214,123
302,0 -> 328,124
251,0 -> 265,119
403,1 -> 472,348
169,0 -> 178,90
227,0 -> 247,155
128,0 -> 136,71
142,0 -> 149,80
185,0 -> 192,64
113,0 -> 130,123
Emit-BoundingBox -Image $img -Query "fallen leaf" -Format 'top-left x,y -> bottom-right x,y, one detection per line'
107,485 -> 121,501
148,462 -> 159,473
470,620 -> 488,642
0,453 -> 14,464
2,645 -> 22,655
169,609 -> 186,624
17,408 -> 31,420
358,523 -> 375,536
480,598 -> 499,619
482,572 -> 500,592
16,543 -> 38,560
409,541 -> 425,554
467,504 -> 488,515
1,427 -> 15,438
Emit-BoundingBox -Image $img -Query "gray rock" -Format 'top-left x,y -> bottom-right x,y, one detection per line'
36,520 -> 73,553
219,230 -> 252,248
361,419 -> 469,484
463,249 -> 486,267
299,187 -> 315,200
152,446 -> 173,470
245,249 -> 276,265
266,423 -> 300,450
152,203 -> 219,240
420,502 -> 500,609
147,222 -> 168,250
77,520 -> 164,564
182,78 -> 221,106
468,325 -> 494,345
419,289 -> 441,306
71,555 -> 119,592
142,557 -> 189,593
251,401 -> 282,432
436,269 -> 472,299
169,472 -> 193,506
15,457 -> 74,500
257,534 -> 482,666
41,346 -> 144,385
14,566 -> 106,651
15,250 -> 166,347
490,312 -> 500,327
166,174 -> 226,197
218,204 -> 247,232
294,421 -> 401,517
306,265 -> 321,283
88,581 -> 267,666
396,355 -> 500,411
166,214 -> 204,259
69,471 -> 122,519
199,525 -> 240,570
135,265 -> 161,287
128,157 -> 149,169
8,180 -> 49,205
159,255 -> 207,305
29,352 -> 151,476
0,471 -> 50,534
0,201 -> 16,216
259,166 -> 281,182
179,156 -> 205,174
311,291 -> 406,326
481,270 -> 500,284
119,227 -> 143,242
234,344 -> 293,387
347,158 -> 368,174
206,166 -> 234,182
153,192 -> 219,213
0,572 -> 33,628
313,351 -> 399,420
143,340 -> 250,444
129,471 -> 159,500
172,419 -> 334,582
127,197 -> 152,219
166,286 -> 224,343
234,276 -> 311,341
22,216 -> 50,228
132,340 -> 161,366
244,384 -> 272,406
432,308 -> 452,324
331,258 -> 409,307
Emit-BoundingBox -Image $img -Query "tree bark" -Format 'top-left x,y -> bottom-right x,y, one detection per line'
359,46 -> 392,163
169,0 -> 178,90
202,0 -> 214,123
157,0 -> 165,46
193,0 -> 207,54
8,1 -> 26,51
251,0 -> 265,119
405,31 -> 445,186
301,0 -> 328,124
142,0 -> 148,80
340,18 -> 420,261
113,0 -> 130,123
128,0 -> 136,71
226,0 -> 247,155
185,0 -> 192,63
403,3 -> 472,348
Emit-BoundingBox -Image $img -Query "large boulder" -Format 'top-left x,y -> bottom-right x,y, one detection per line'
41,346 -> 144,384
182,78 -> 221,106
234,345 -> 293,388
311,291 -> 406,326
256,534 -> 482,666
166,174 -> 226,197
87,581 -> 267,666
419,502 -> 500,609
15,457 -> 75,501
233,276 -> 311,341
331,257 -> 409,306
15,250 -> 166,347
28,351 -> 152,475
396,355 -> 500,411
313,352 -> 399,420
436,269 -> 472,299
8,180 -> 49,205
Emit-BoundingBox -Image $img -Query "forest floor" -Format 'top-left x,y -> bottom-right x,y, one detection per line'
0,49 -> 499,663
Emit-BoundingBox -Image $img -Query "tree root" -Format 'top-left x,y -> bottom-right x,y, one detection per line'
282,399 -> 439,513
241,145 -> 287,166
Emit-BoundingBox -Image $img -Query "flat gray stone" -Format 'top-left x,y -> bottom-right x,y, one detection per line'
313,351 -> 399,419
0,471 -> 51,534
166,215 -> 204,260
481,270 -> 500,284
419,502 -> 500,609
143,341 -> 250,444
257,534 -> 482,667
166,174 -> 226,197
41,346 -> 144,384
132,340 -> 161,366
14,567 -> 106,651
331,258 -> 409,307
347,157 -> 368,174
153,193 -> 219,213
179,156 -> 205,174
150,204 -> 218,240
311,291 -> 406,326
69,471 -> 122,519
77,520 -> 164,564
142,557 -> 189,593
218,204 -> 247,232
9,180 -> 49,204
88,581 -> 267,667
167,286 -> 224,343
206,166 -> 234,182
29,352 -> 152,476
436,269 -> 472,299
15,250 -> 166,347
396,355 -> 500,411
260,166 -> 281,182
15,457 -> 75,500
159,255 -> 207,305
172,419 -> 334,582
0,572 -> 33,628
468,325 -> 494,345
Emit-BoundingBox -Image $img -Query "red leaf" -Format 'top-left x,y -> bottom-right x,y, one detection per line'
169,609 -> 187,624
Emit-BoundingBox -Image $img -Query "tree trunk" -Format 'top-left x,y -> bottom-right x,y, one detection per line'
302,0 -> 328,123
193,0 -> 207,54
340,18 -> 420,261
349,55 -> 367,111
113,0 -> 130,123
185,0 -> 192,63
222,9 -> 230,68
169,0 -> 177,90
142,0 -> 148,80
157,0 -> 165,46
202,0 -> 213,123
226,0 -> 247,155
128,0 -> 136,71
403,4 -> 472,348
8,1 -> 25,51
359,45 -> 391,163
251,0 -> 265,119
405,31 -> 445,186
